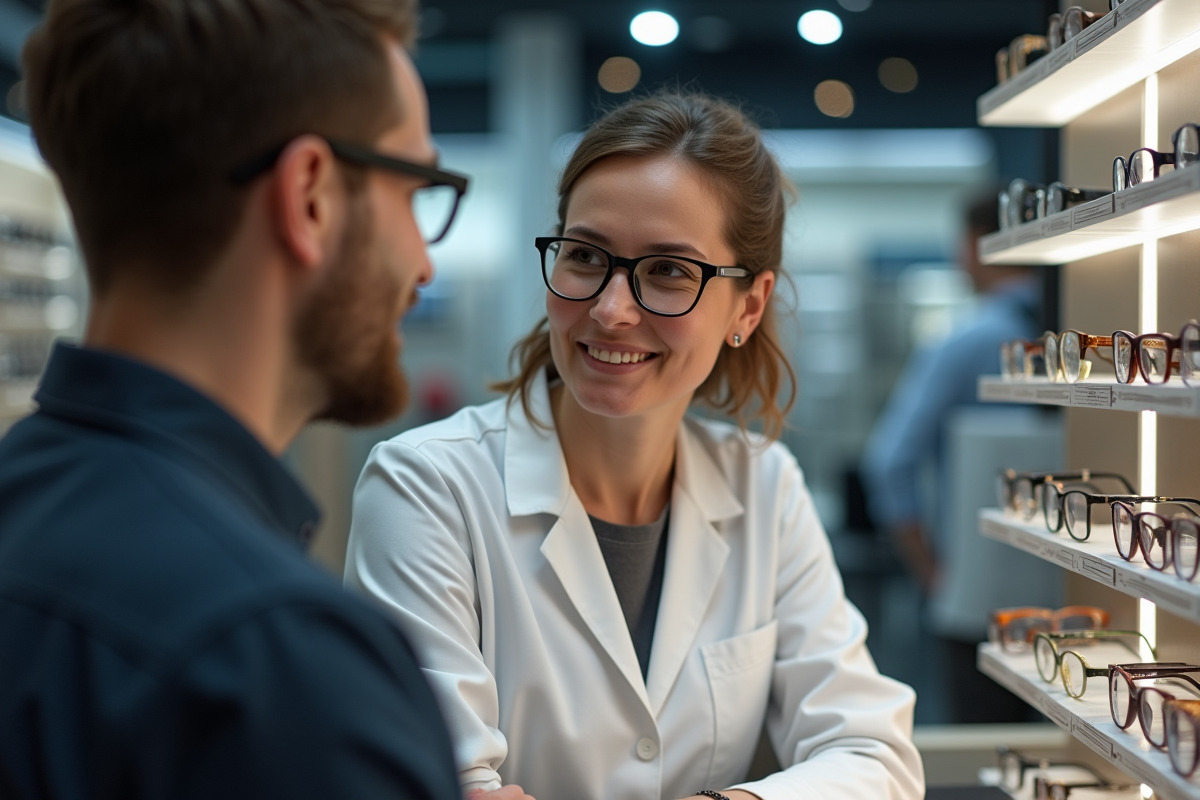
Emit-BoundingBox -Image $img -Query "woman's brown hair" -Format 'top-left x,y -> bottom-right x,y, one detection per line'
493,90 -> 797,440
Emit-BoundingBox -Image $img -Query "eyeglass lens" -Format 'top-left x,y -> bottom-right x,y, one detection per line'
1174,518 -> 1200,581
1167,702 -> 1200,777
413,184 -> 462,244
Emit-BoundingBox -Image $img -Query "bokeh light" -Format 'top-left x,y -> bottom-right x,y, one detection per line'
878,57 -> 919,93
798,10 -> 843,45
814,79 -> 855,118
597,57 -> 642,93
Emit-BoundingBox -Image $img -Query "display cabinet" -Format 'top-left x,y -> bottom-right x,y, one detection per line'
974,0 -> 1200,798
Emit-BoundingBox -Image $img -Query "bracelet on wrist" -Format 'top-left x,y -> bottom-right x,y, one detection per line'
697,791 -> 732,800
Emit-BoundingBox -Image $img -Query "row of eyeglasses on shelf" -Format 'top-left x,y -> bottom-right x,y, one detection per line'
998,122 -> 1200,230
1000,321 -> 1200,385
997,468 -> 1200,582
995,743 -> 1138,799
990,609 -> 1200,785
995,1 -> 1125,86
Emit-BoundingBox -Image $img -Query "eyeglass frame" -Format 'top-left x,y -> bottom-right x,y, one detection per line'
994,746 -> 1103,793
1113,320 -> 1200,386
1113,146 -> 1176,192
535,236 -> 754,318
1040,485 -> 1198,541
997,468 -> 1134,521
988,605 -> 1109,652
230,137 -> 470,244
1033,629 -> 1157,684
1109,662 -> 1200,748
1000,338 -> 1045,378
1045,328 -> 1113,383
1165,697 -> 1200,778
1039,182 -> 1110,218
1111,500 -> 1200,570
1033,774 -> 1137,800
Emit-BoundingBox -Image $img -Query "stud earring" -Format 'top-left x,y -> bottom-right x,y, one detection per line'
732,333 -> 742,347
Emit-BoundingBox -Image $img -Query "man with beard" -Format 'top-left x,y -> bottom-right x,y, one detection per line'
0,2 -> 533,799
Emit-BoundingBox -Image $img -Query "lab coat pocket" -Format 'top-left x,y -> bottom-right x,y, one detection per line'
700,620 -> 778,785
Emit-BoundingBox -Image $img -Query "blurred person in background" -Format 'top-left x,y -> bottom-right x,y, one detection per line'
347,90 -> 924,800
0,1 -> 536,798
860,190 -> 1059,724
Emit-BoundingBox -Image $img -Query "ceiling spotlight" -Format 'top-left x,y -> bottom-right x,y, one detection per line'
798,10 -> 843,45
837,0 -> 872,11
630,11 -> 680,46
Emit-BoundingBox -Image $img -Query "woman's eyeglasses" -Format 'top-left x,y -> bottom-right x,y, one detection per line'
1109,663 -> 1200,749
536,236 -> 752,318
989,605 -> 1109,652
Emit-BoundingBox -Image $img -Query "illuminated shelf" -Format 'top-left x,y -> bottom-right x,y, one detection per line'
978,642 -> 1200,800
978,0 -> 1200,127
979,509 -> 1200,623
978,375 -> 1200,417
978,166 -> 1200,265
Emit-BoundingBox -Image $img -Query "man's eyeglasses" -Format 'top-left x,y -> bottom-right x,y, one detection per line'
536,236 -> 753,317
231,137 -> 470,244
1109,662 -> 1200,749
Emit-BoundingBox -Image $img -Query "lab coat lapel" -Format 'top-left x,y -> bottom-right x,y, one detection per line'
504,372 -> 651,711
645,421 -> 741,716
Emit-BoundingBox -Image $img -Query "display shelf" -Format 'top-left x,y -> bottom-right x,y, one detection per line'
979,509 -> 1200,623
978,0 -> 1200,127
979,642 -> 1200,800
979,165 -> 1200,265
979,375 -> 1200,417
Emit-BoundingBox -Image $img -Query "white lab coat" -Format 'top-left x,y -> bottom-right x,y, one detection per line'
346,371 -> 923,800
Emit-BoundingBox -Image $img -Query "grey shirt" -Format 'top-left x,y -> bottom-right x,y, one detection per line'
590,506 -> 669,678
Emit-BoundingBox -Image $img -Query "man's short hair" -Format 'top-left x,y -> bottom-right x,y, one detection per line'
22,0 -> 418,294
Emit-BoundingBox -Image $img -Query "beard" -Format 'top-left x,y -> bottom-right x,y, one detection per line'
294,195 -> 411,427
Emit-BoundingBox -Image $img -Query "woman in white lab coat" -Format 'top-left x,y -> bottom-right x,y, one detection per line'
345,91 -> 924,800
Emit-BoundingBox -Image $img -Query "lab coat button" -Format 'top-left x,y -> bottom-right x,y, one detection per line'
635,737 -> 658,760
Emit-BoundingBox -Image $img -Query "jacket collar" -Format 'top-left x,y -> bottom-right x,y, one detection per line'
502,368 -> 743,523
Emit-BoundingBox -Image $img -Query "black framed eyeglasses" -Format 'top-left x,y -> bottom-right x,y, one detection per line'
1040,484 -> 1200,542
230,137 -> 469,244
535,236 -> 753,317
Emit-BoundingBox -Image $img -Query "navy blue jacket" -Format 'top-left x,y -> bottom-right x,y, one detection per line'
0,344 -> 460,800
